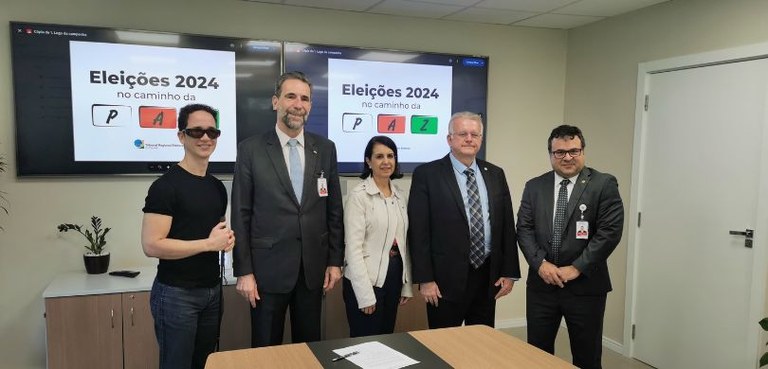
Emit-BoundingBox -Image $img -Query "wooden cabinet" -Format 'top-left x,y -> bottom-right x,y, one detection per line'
219,282 -> 427,345
219,285 -> 251,350
45,285 -> 253,369
324,283 -> 427,339
122,292 -> 159,369
45,292 -> 158,369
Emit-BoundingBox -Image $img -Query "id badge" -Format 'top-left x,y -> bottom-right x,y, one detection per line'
317,177 -> 328,197
576,221 -> 589,239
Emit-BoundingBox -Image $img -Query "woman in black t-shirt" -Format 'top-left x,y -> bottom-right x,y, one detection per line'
141,104 -> 235,369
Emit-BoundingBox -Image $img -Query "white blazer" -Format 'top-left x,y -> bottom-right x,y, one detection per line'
343,176 -> 413,308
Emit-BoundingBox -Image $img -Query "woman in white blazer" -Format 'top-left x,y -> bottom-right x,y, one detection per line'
342,136 -> 412,337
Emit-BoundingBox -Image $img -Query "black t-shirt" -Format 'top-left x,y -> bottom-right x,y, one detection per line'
142,164 -> 227,288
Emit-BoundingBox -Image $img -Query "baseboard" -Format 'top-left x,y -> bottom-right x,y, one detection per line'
498,319 -> 627,356
495,318 -> 527,329
601,335 -> 625,356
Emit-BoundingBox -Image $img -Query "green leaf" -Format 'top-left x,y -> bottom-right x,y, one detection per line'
91,215 -> 101,230
760,318 -> 768,331
84,229 -> 95,244
760,352 -> 768,367
56,216 -> 109,254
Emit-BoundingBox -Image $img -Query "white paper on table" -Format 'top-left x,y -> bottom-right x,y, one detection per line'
332,341 -> 419,369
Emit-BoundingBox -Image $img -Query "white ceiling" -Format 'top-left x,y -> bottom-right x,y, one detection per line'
242,0 -> 670,29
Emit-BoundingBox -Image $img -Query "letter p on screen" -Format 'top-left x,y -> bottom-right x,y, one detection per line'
342,113 -> 372,133
91,104 -> 131,127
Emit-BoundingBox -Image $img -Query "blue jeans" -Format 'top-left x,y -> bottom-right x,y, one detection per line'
150,279 -> 221,369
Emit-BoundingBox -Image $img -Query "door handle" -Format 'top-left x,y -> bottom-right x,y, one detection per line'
728,229 -> 754,248
728,229 -> 753,237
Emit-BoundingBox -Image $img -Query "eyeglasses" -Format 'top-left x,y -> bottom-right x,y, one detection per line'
551,149 -> 583,159
451,131 -> 483,140
183,127 -> 221,139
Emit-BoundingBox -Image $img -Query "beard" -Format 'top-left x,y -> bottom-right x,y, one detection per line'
281,109 -> 307,130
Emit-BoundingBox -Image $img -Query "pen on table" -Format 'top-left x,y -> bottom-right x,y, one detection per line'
331,351 -> 359,362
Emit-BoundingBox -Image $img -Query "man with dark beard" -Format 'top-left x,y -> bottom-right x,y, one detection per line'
231,71 -> 344,347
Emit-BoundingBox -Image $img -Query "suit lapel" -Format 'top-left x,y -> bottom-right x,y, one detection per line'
439,156 -> 469,225
265,131 -> 300,207
543,172 -> 555,237
478,160 -> 496,222
565,167 -> 592,223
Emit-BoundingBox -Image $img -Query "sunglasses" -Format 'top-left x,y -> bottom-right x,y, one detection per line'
183,127 -> 221,139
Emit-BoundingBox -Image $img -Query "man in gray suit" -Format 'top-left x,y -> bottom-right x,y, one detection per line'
516,125 -> 624,369
231,71 -> 344,347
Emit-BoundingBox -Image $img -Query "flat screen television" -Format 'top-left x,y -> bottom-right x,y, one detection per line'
10,21 -> 282,176
283,42 -> 489,174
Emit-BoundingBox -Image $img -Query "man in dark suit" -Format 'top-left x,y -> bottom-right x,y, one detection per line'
231,71 -> 344,347
408,111 -> 520,328
516,125 -> 624,369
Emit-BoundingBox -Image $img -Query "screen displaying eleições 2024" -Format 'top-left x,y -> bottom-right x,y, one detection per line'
11,21 -> 281,176
284,42 -> 489,174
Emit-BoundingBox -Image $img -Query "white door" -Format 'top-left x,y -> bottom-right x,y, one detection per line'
633,59 -> 768,368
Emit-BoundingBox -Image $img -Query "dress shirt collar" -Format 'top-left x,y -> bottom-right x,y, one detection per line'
275,124 -> 305,148
554,171 -> 579,186
448,153 -> 479,175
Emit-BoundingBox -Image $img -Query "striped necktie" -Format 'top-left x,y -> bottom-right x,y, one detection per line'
465,168 -> 486,268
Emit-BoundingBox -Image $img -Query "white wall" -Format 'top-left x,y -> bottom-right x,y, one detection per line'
564,0 -> 768,346
0,0 -> 566,367
8,0 -> 767,367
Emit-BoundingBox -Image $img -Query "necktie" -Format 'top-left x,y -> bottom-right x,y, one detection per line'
287,139 -> 303,202
465,168 -> 486,268
551,179 -> 570,264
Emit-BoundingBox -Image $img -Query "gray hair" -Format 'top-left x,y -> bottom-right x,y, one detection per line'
448,111 -> 484,134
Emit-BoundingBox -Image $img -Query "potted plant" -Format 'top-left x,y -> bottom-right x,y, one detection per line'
57,216 -> 111,274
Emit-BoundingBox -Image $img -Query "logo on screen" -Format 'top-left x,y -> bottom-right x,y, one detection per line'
410,115 -> 438,134
342,113 -> 372,133
139,106 -> 177,129
377,115 -> 405,134
92,104 -> 131,127
134,139 -> 145,149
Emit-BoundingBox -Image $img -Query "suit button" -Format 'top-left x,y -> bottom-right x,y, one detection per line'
296,237 -> 302,241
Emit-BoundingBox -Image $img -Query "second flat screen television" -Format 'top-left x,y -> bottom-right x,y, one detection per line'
284,43 -> 489,174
